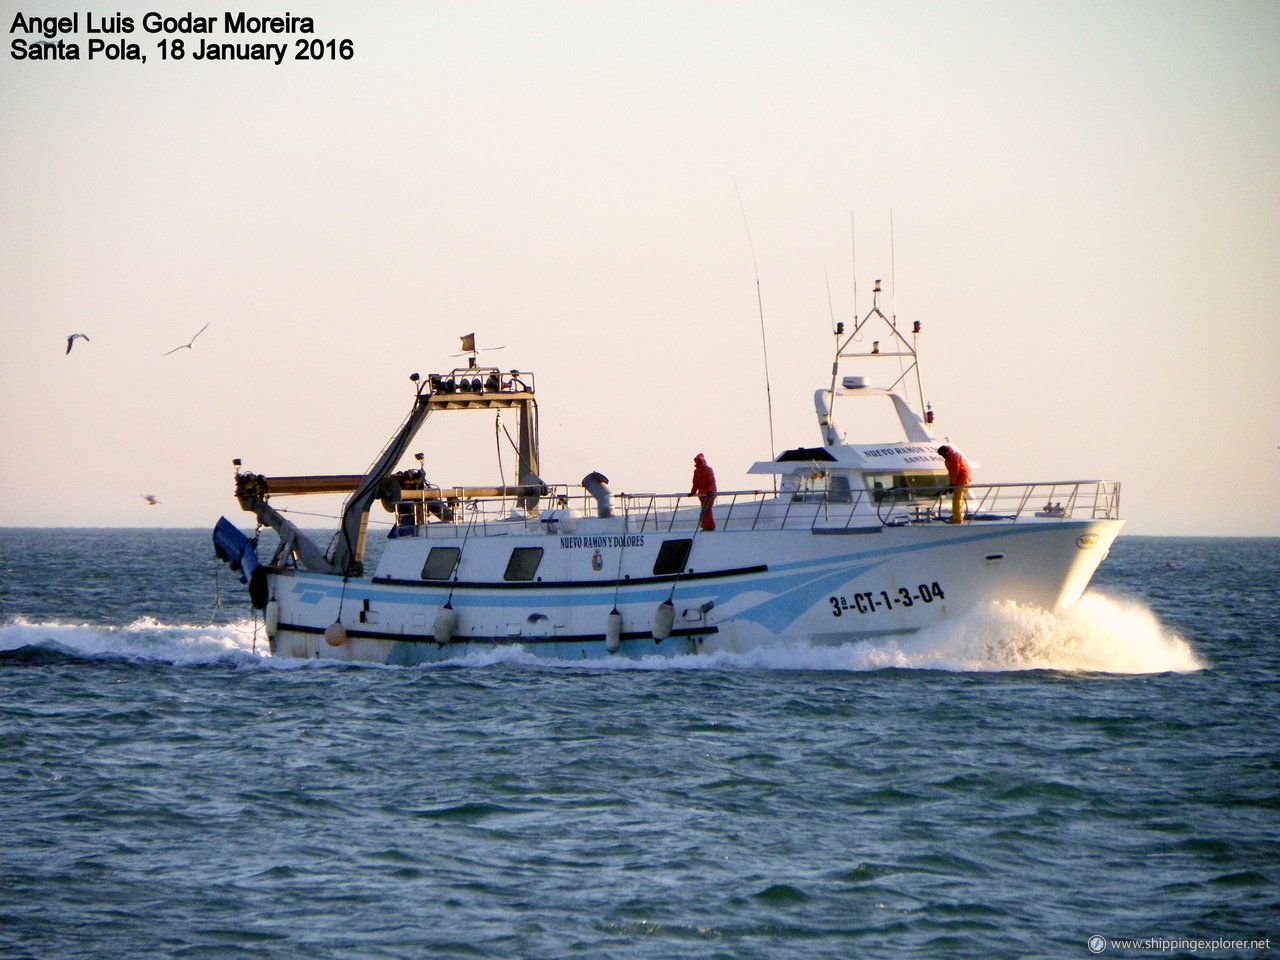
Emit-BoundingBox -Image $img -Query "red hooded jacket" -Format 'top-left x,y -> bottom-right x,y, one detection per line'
938,446 -> 971,486
690,454 -> 717,496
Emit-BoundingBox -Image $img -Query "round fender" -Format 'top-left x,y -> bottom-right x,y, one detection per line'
264,599 -> 280,636
324,621 -> 348,647
605,609 -> 622,654
432,604 -> 458,644
651,600 -> 675,641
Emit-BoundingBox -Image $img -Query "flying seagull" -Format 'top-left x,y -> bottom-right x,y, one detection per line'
65,333 -> 90,354
142,495 -> 161,506
162,323 -> 209,356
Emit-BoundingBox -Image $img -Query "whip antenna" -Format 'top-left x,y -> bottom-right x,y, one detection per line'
733,179 -> 776,463
851,210 -> 859,319
890,209 -> 898,322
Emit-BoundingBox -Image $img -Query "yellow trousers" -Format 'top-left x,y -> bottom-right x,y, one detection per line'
949,486 -> 967,524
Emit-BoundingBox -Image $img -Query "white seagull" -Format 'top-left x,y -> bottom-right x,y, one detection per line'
65,333 -> 90,354
162,323 -> 209,356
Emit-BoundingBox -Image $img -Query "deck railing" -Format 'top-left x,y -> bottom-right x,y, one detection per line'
390,480 -> 1121,538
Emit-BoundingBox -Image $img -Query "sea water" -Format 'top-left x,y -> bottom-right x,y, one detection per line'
1,530 -> 1275,960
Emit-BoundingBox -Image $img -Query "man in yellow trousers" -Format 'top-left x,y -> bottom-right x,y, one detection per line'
937,445 -> 971,524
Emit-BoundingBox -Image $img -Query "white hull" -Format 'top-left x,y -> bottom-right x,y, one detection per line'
264,515 -> 1122,664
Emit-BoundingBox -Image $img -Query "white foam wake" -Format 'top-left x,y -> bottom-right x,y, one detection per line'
0,617 -> 265,666
383,591 -> 1204,675
699,591 -> 1203,675
1,592 -> 1204,675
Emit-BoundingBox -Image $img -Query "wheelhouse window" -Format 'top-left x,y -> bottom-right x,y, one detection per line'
788,470 -> 853,503
653,539 -> 692,576
504,547 -> 544,581
421,547 -> 461,580
865,472 -> 949,502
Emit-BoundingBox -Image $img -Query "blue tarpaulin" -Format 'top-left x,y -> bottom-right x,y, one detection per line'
212,517 -> 259,584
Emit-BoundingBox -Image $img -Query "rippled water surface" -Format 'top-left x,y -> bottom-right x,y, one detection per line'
1,530 -> 1276,959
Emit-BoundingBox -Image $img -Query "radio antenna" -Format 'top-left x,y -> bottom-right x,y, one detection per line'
733,179 -> 776,463
851,210 -> 859,319
890,209 -> 898,322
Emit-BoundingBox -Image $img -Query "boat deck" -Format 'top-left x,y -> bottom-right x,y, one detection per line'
383,480 -> 1122,539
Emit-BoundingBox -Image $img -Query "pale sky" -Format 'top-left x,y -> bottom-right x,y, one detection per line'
2,1 -> 1277,536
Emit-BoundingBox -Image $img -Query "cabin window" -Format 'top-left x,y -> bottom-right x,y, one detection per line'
421,547 -> 461,580
865,472 -> 950,502
790,471 -> 853,503
653,539 -> 692,576
504,547 -> 544,581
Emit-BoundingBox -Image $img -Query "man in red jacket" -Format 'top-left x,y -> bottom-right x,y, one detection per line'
938,445 -> 971,524
690,453 -> 717,531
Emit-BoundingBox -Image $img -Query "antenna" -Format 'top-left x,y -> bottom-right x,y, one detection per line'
733,178 -> 776,464
828,215 -> 933,428
890,210 -> 898,322
851,211 -> 859,319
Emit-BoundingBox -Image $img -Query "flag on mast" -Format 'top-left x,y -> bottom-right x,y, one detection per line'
459,333 -> 476,353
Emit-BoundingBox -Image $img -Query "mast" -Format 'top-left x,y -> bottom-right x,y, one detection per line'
327,377 -> 434,577
822,278 -> 933,444
327,367 -> 540,576
236,366 -> 540,578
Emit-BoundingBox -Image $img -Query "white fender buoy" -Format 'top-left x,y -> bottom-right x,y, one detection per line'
651,599 -> 675,641
432,603 -> 458,644
605,609 -> 623,654
324,621 -> 348,647
264,599 -> 280,636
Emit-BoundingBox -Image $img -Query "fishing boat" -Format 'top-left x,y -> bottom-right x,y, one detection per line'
214,282 -> 1122,663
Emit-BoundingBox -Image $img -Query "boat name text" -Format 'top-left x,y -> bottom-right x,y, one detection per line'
560,535 -> 645,550
862,445 -> 939,463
